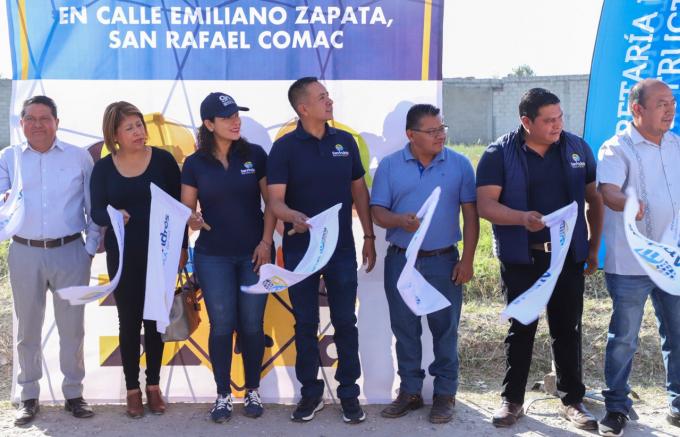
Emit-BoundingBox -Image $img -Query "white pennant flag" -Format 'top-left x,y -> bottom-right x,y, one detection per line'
57,206 -> 125,305
0,145 -> 25,240
144,183 -> 191,334
396,186 -> 451,316
501,201 -> 578,325
623,188 -> 680,295
241,203 -> 342,294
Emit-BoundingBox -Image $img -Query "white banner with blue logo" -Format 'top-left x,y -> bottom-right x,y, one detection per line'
0,145 -> 25,241
624,189 -> 680,295
57,206 -> 125,305
501,202 -> 578,325
396,186 -> 451,316
144,183 -> 191,333
242,203 -> 341,294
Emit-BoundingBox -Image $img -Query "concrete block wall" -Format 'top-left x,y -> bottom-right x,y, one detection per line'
444,75 -> 590,145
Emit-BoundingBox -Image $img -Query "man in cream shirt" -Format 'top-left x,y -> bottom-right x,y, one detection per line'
0,96 -> 100,426
597,79 -> 680,436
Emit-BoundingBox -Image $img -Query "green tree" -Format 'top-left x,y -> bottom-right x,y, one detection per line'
510,64 -> 535,77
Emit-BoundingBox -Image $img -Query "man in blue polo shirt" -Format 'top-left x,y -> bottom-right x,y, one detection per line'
370,103 -> 479,424
476,88 -> 603,430
267,77 -> 376,424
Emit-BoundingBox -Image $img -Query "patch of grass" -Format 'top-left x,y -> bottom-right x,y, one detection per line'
458,296 -> 665,393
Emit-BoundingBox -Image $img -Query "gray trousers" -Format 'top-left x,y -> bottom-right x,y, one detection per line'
9,238 -> 91,401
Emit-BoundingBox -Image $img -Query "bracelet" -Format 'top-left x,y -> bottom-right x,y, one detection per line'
260,240 -> 273,247
363,235 -> 376,240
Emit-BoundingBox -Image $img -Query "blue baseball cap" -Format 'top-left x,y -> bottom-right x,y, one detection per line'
200,92 -> 249,120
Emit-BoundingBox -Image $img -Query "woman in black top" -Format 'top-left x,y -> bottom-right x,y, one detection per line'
181,93 -> 275,422
90,101 -> 186,418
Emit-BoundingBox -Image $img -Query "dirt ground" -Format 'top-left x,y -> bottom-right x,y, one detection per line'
0,387 -> 678,437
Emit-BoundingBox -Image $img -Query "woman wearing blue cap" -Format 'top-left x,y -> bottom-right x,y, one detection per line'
181,92 -> 275,422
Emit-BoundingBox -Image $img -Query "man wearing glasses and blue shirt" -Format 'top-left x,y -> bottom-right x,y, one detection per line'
371,104 -> 479,424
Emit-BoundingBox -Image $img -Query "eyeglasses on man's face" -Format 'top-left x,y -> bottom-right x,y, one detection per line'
411,125 -> 448,137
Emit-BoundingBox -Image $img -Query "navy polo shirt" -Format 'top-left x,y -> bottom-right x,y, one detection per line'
371,144 -> 476,250
267,121 -> 365,254
181,143 -> 267,256
477,143 -> 594,243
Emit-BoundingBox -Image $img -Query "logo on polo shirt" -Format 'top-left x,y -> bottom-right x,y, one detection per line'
332,144 -> 349,157
240,161 -> 256,175
570,153 -> 585,169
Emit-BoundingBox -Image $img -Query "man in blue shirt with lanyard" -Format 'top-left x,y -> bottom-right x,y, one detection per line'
476,88 -> 603,430
370,104 -> 479,424
267,77 -> 376,424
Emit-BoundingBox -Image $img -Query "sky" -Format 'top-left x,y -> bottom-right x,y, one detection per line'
0,0 -> 604,79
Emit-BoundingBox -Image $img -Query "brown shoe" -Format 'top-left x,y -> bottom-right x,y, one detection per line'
146,387 -> 167,415
126,390 -> 144,419
381,391 -> 424,418
429,395 -> 455,424
492,400 -> 524,427
559,402 -> 597,430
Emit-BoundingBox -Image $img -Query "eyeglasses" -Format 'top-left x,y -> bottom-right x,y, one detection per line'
411,125 -> 448,137
22,116 -> 54,125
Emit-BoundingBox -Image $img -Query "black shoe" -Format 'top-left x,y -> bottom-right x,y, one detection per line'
667,407 -> 680,427
14,399 -> 39,426
341,397 -> 366,424
210,394 -> 233,423
65,397 -> 95,418
598,411 -> 628,437
290,396 -> 324,422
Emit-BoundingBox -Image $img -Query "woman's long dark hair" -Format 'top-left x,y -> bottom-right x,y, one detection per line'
196,120 -> 249,162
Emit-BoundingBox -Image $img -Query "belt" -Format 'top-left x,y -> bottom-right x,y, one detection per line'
12,233 -> 81,249
530,242 -> 552,253
390,245 -> 456,258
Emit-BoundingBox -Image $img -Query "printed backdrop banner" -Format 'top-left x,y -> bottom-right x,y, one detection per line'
6,0 -> 443,403
585,0 -> 680,265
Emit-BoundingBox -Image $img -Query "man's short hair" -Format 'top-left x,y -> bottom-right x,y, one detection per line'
288,77 -> 319,114
101,101 -> 147,154
21,95 -> 58,119
629,80 -> 654,111
406,104 -> 440,130
518,88 -> 560,121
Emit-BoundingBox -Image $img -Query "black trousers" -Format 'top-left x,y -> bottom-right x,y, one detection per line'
108,248 -> 164,391
500,251 -> 586,405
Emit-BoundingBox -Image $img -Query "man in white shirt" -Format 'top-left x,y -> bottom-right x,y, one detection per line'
597,79 -> 680,436
0,96 -> 100,426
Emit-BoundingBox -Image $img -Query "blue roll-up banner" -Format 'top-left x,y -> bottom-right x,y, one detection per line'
585,0 -> 680,155
585,0 -> 680,267
6,1 -> 443,404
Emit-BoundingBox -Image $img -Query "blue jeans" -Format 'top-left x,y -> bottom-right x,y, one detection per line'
603,273 -> 680,414
284,247 -> 360,400
194,252 -> 268,395
383,245 -> 463,396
